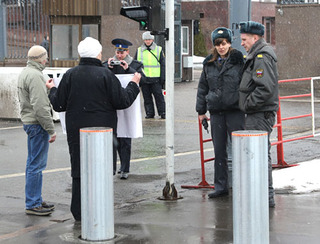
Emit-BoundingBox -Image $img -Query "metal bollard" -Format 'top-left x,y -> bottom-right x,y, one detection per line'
232,130 -> 269,244
80,127 -> 114,241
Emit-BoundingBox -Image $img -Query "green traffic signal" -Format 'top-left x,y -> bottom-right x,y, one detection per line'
120,6 -> 151,31
140,21 -> 146,29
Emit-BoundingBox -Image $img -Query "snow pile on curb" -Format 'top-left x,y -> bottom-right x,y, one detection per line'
273,159 -> 320,194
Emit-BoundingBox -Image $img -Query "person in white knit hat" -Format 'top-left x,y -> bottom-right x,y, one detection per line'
18,45 -> 56,216
134,31 -> 166,119
46,37 -> 141,221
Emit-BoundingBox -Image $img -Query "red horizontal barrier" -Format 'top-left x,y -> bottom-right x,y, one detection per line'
278,77 -> 311,83
281,113 -> 312,121
280,93 -> 311,100
275,77 -> 315,168
185,77 -> 317,188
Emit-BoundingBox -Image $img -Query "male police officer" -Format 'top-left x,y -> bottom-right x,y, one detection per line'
134,31 -> 165,119
239,21 -> 279,208
104,38 -> 145,179
105,38 -> 144,77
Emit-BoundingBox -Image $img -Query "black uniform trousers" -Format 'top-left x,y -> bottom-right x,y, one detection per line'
116,137 -> 132,173
210,110 -> 245,191
141,82 -> 165,117
245,111 -> 276,201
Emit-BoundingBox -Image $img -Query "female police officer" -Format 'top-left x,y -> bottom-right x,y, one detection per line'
196,27 -> 245,198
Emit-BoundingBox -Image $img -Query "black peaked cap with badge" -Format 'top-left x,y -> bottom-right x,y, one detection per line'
239,21 -> 265,36
112,38 -> 132,51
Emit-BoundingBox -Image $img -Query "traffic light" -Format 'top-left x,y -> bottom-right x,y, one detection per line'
120,6 -> 152,31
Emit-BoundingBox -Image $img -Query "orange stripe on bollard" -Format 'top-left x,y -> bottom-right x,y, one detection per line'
232,132 -> 268,137
80,128 -> 113,133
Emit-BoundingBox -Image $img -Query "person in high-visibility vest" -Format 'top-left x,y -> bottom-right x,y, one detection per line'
134,31 -> 166,119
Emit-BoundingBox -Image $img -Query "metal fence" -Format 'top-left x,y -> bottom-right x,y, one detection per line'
277,0 -> 319,4
5,0 -> 49,59
3,0 -> 168,60
121,0 -> 140,6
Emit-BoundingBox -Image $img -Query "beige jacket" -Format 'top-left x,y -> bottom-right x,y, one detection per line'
17,60 -> 55,136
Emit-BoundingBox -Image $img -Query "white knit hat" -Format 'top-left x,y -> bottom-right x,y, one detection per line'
27,45 -> 48,63
142,31 -> 154,40
78,37 -> 102,58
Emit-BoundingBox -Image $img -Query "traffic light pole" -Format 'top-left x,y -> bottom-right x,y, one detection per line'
229,0 -> 251,54
120,0 -> 180,200
158,0 -> 181,201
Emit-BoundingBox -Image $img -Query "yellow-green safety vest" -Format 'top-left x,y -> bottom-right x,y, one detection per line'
137,46 -> 161,77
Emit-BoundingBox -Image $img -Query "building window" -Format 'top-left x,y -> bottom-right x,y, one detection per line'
82,24 -> 99,40
182,26 -> 189,55
263,17 -> 275,45
52,25 -> 79,60
51,23 -> 99,61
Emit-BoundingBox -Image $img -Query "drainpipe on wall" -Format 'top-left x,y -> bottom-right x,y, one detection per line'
0,1 -> 7,62
229,0 -> 251,55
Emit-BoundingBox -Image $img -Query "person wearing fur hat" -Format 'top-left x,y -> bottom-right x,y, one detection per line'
18,45 -> 56,216
196,27 -> 245,198
134,31 -> 166,119
46,37 -> 141,221
103,38 -> 145,180
239,21 -> 279,208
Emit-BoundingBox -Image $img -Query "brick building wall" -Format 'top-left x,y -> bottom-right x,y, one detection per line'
101,15 -> 145,61
252,2 -> 276,46
275,4 -> 320,79
181,1 -> 229,53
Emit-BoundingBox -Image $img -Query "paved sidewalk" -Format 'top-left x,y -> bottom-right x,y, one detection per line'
1,73 -> 320,243
1,157 -> 320,243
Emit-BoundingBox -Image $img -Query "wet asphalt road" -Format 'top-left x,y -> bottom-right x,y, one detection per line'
1,70 -> 320,243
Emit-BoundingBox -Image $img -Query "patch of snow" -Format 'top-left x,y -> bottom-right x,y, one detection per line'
273,159 -> 320,194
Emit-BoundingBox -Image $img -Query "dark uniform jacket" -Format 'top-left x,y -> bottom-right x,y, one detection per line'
239,38 -> 279,113
196,49 -> 244,114
103,55 -> 145,83
48,57 -> 140,177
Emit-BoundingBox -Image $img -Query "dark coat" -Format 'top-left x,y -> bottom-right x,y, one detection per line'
103,59 -> 146,84
196,49 -> 244,114
239,38 -> 279,113
48,57 -> 140,177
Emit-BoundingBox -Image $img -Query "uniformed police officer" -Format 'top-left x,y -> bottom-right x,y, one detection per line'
104,38 -> 145,179
196,27 -> 245,199
239,21 -> 279,208
134,31 -> 166,119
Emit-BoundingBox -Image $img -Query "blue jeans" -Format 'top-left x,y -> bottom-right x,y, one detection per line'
23,124 -> 49,209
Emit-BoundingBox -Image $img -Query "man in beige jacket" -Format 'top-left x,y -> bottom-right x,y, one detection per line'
18,45 -> 56,216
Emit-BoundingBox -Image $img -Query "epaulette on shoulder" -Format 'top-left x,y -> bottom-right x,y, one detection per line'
257,54 -> 263,58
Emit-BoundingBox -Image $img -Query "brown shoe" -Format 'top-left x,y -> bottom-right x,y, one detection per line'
42,202 -> 55,210
25,206 -> 53,216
